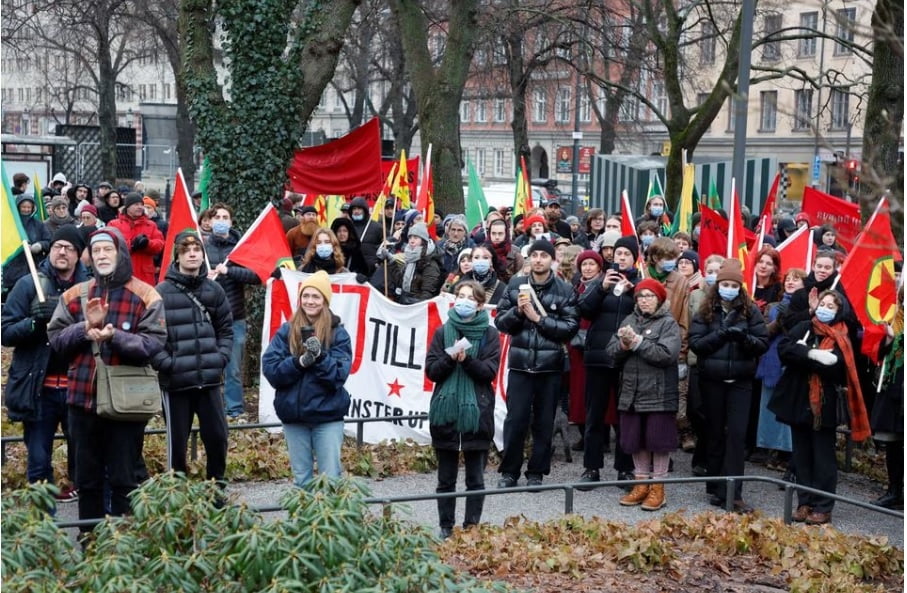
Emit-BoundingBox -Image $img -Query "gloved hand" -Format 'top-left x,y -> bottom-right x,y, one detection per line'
807,349 -> 838,366
678,363 -> 688,380
30,297 -> 58,322
376,246 -> 390,261
355,273 -> 369,284
725,326 -> 746,341
30,242 -> 44,254
131,234 -> 149,251
298,352 -> 316,368
304,336 -> 322,359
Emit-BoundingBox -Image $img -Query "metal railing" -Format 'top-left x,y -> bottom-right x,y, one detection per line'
51,474 -> 904,530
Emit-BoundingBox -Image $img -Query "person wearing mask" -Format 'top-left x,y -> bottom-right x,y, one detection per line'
770,290 -> 870,525
262,271 -> 352,487
636,221 -> 659,254
348,197 -> 386,272
2,194 -> 52,300
47,228 -> 167,534
495,240 -> 579,488
204,203 -> 262,420
153,231 -> 233,487
437,215 -> 474,276
107,192 -> 165,287
425,280 -> 500,538
635,195 -> 672,232
330,217 -> 369,276
458,244 -> 506,305
486,218 -> 523,283
374,222 -> 442,304
2,226 -> 90,503
298,228 -> 349,274
607,278 -> 682,510
689,260 -> 769,513
576,237 -> 640,487
783,250 -> 858,340
97,190 -> 122,224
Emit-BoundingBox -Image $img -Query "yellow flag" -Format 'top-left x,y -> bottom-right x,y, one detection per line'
390,150 -> 411,209
2,164 -> 27,266
371,162 -> 398,222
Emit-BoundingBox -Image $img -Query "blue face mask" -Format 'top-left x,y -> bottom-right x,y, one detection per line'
352,212 -> 365,222
454,298 -> 477,318
641,235 -> 655,247
650,206 -> 664,217
718,286 -> 739,301
815,306 -> 836,324
705,273 -> 717,286
212,220 -> 230,235
315,244 -> 333,259
472,259 -> 491,275
660,259 -> 677,272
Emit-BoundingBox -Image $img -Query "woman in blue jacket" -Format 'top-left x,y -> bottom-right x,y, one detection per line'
262,270 -> 351,487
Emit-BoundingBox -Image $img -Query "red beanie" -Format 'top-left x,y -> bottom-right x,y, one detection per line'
524,214 -> 547,230
634,278 -> 667,303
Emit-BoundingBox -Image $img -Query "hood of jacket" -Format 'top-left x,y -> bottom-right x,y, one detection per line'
90,226 -> 134,288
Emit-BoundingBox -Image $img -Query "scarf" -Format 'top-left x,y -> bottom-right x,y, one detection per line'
809,318 -> 870,440
646,264 -> 669,283
428,309 -> 490,434
490,240 -> 511,272
401,247 -> 422,293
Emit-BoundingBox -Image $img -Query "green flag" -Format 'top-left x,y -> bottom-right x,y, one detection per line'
2,163 -> 28,266
464,158 -> 488,230
707,179 -> 722,210
197,157 -> 211,211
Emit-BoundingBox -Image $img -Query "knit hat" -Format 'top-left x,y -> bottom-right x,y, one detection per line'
446,214 -> 468,231
404,209 -> 421,227
80,204 -> 99,217
613,235 -> 639,261
679,249 -> 699,270
173,230 -> 202,257
565,215 -> 580,226
296,205 -> 317,216
48,196 -> 68,210
409,222 -> 431,243
298,270 -> 332,304
635,278 -> 667,303
524,214 -> 547,230
458,248 -> 473,263
716,259 -> 744,284
89,230 -> 116,246
143,197 -> 157,209
123,192 -> 144,209
51,172 -> 67,185
529,239 -> 556,259
51,225 -> 86,254
98,181 -> 113,189
15,193 -> 36,208
145,189 -> 161,203
576,250 -> 603,270
554,236 -> 572,248
599,230 -> 621,248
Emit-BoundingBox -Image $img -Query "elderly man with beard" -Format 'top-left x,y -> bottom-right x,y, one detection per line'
48,228 -> 166,535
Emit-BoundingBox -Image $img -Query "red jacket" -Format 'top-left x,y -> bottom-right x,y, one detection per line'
108,213 -> 165,285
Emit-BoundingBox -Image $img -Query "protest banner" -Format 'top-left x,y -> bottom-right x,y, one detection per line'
259,271 -> 510,449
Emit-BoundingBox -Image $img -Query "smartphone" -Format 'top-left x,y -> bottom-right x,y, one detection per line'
300,325 -> 315,341
610,263 -> 621,273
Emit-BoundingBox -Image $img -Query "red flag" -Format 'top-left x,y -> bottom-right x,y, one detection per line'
727,183 -> 752,294
226,204 -> 294,283
158,169 -> 201,283
415,147 -> 436,239
697,205 -> 728,273
620,190 -> 636,237
754,172 -> 779,237
839,198 -> 903,360
381,156 -> 419,204
287,118 -> 382,195
800,187 -> 861,250
775,224 -> 813,278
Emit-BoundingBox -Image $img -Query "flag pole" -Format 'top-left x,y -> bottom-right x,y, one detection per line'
22,240 -> 46,302
382,197 -> 389,298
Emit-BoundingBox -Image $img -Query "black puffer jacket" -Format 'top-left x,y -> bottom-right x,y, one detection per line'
577,268 -> 640,367
495,272 -> 579,372
349,197 -> 385,272
204,229 -> 261,320
425,325 -> 500,451
689,301 -> 769,381
152,264 -> 234,392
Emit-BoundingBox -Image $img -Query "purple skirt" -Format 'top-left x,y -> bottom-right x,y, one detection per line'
619,411 -> 678,454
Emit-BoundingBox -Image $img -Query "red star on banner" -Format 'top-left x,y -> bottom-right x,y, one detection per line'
868,263 -> 897,321
387,378 -> 404,398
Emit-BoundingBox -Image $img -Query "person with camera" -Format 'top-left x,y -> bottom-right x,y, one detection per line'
262,271 -> 352,487
107,192 -> 164,286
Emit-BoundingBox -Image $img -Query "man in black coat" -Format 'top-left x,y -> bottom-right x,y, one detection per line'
154,231 -> 233,483
1,226 -> 89,501
495,239 -> 579,488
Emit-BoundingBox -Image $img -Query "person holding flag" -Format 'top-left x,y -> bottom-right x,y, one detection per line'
2,193 -> 52,301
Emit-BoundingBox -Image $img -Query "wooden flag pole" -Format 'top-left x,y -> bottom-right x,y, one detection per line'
23,240 -> 46,302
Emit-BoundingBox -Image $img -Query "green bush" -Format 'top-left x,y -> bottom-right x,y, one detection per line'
1,473 -> 513,593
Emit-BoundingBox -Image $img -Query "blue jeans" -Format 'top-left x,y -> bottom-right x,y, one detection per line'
23,388 -> 69,484
224,319 -> 247,417
283,421 -> 344,487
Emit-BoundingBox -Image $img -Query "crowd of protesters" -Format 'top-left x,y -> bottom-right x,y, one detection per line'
2,173 -> 902,541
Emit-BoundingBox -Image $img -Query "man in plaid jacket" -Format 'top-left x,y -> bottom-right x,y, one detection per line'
48,227 -> 166,534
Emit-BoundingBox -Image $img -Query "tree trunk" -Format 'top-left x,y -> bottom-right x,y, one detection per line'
96,32 -> 118,183
862,0 -> 903,240
507,27 -> 529,174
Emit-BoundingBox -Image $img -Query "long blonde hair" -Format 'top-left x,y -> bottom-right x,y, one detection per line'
288,291 -> 334,356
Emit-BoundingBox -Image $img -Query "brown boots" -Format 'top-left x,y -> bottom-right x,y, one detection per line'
618,478 -> 665,511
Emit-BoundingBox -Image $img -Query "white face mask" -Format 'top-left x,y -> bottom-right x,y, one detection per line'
454,298 -> 477,318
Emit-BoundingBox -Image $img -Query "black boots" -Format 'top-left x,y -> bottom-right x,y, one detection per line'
871,487 -> 904,510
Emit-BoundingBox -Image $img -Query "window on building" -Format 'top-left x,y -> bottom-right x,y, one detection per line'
25,88 -> 31,103
834,8 -> 856,55
580,92 -> 591,122
475,48 -> 487,66
476,100 -> 487,123
726,98 -> 735,131
139,84 -> 147,101
794,89 -> 813,130
653,82 -> 667,119
476,148 -> 486,175
760,91 -> 777,131
149,84 -> 156,100
35,88 -> 42,103
831,88 -> 850,129
494,149 -> 508,177
533,89 -> 547,122
799,12 -> 818,57
460,100 -> 471,122
762,14 -> 782,61
618,96 -> 638,122
556,88 -> 571,123
164,83 -> 171,100
494,98 -> 506,123
700,22 -> 716,65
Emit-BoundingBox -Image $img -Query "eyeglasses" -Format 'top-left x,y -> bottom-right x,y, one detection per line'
636,293 -> 659,300
50,244 -> 77,253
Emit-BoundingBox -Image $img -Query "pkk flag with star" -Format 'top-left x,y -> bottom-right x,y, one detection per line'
839,197 -> 903,361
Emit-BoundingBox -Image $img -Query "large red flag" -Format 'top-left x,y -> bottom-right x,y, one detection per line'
754,172 -> 779,237
800,187 -> 861,250
775,224 -> 813,278
839,198 -> 903,360
287,118 -> 382,195
158,169 -> 201,283
697,205 -> 728,273
226,204 -> 294,283
620,190 -> 636,237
